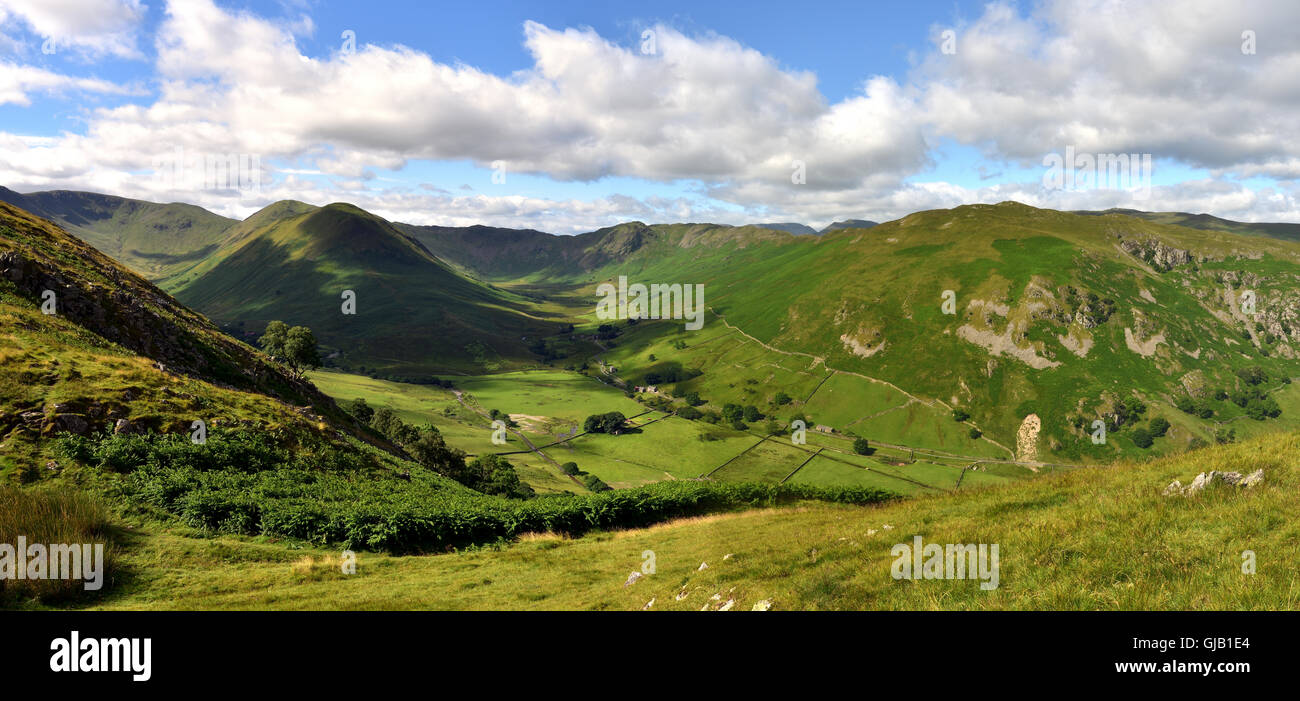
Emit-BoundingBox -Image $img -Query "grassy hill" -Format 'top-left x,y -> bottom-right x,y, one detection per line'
1077,208 -> 1300,243
553,203 -> 1300,463
0,187 -> 237,279
163,201 -> 571,374
82,422 -> 1299,610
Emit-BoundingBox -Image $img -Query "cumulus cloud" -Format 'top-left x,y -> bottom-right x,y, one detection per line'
915,0 -> 1300,176
0,0 -> 1298,229
0,0 -> 147,58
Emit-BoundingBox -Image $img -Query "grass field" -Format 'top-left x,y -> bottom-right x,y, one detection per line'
80,429 -> 1300,610
308,368 -> 1024,494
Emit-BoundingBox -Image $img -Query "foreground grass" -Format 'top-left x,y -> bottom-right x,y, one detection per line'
83,431 -> 1300,610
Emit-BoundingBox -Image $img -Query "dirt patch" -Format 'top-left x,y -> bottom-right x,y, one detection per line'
508,413 -> 551,432
958,324 -> 1061,369
1057,328 -> 1094,358
1016,414 -> 1041,465
1123,328 -> 1165,357
840,332 -> 886,358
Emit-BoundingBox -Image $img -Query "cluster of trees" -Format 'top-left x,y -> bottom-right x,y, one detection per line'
720,403 -> 763,430
347,398 -> 533,499
1174,367 -> 1284,423
583,412 -> 628,435
1130,417 -> 1170,449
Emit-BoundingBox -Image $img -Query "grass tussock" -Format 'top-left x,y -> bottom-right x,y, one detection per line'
0,486 -> 116,605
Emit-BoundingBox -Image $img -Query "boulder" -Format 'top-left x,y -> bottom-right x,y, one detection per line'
51,414 -> 90,436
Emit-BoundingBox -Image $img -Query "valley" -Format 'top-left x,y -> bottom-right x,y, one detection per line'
4,190 -> 1300,611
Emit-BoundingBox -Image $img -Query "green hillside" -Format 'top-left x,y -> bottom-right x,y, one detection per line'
84,422 -> 1300,611
0,187 -> 237,278
1078,208 -> 1300,243
164,202 -> 571,374
410,203 -> 1297,466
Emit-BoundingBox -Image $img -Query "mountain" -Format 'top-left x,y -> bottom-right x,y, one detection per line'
820,219 -> 878,233
396,220 -> 795,282
164,201 -> 563,374
1075,208 -> 1300,243
754,222 -> 819,236
0,187 -> 237,279
0,200 -> 393,479
572,202 -> 1300,461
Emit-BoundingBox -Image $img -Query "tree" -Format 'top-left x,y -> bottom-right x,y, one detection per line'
560,461 -> 580,475
258,320 -> 290,358
261,322 -> 320,378
743,405 -> 762,422
677,406 -> 702,420
684,392 -> 705,407
408,427 -> 465,475
466,455 -> 533,499
968,427 -> 982,440
1148,417 -> 1170,437
774,392 -> 792,406
952,408 -> 970,422
583,412 -> 627,435
1131,428 -> 1153,449
347,398 -> 375,424
853,438 -> 871,455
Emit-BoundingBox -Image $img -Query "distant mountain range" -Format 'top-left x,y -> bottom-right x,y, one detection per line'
6,186 -> 1300,461
754,219 -> 879,235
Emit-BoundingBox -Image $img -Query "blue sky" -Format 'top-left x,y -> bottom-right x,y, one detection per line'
1,0 -> 1298,231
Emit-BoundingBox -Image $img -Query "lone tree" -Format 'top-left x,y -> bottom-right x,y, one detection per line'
259,320 -> 321,378
853,437 -> 872,455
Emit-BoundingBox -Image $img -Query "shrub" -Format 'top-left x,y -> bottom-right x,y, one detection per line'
1131,428 -> 1153,449
1148,417 -> 1170,437
582,474 -> 611,492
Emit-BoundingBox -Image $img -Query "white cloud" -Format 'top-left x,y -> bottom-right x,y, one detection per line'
1,0 -> 1299,229
0,61 -> 134,105
0,0 -> 146,58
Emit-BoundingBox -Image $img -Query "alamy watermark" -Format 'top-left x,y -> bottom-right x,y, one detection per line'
595,275 -> 705,330
0,537 -> 105,591
891,535 -> 999,590
153,146 -> 262,194
1043,146 -> 1151,200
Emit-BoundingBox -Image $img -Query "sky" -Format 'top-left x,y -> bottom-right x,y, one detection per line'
1,0 -> 1299,233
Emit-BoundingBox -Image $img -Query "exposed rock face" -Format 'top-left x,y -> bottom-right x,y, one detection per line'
1120,238 -> 1192,272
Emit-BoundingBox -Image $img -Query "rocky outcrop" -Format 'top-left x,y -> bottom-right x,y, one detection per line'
1120,238 -> 1192,272
1163,469 -> 1264,496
